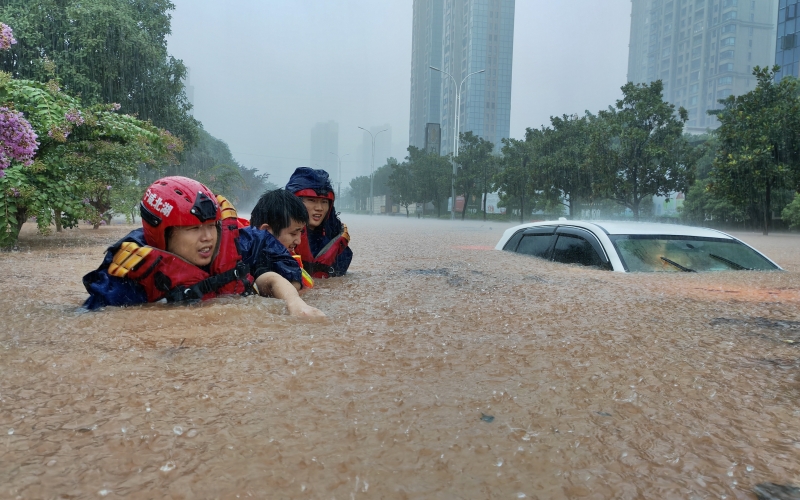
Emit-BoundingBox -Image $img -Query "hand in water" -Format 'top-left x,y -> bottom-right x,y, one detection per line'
286,298 -> 326,317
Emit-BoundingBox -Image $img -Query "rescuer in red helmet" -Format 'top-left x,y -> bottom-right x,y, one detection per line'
82,176 -> 324,317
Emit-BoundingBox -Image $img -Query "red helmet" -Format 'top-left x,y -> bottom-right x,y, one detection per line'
139,176 -> 220,249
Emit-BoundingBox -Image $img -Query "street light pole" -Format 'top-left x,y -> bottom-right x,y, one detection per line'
329,151 -> 349,200
357,126 -> 388,215
430,66 -> 484,220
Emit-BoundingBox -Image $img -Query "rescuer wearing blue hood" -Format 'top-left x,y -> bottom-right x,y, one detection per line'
286,167 -> 353,278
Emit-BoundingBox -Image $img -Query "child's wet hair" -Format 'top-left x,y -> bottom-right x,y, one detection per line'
250,188 -> 309,234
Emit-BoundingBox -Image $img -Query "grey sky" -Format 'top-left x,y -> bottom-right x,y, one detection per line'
167,0 -> 632,187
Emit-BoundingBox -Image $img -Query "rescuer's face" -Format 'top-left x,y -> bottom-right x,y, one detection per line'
301,197 -> 330,229
167,221 -> 218,266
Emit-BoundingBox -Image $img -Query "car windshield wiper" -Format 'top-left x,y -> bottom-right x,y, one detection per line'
660,256 -> 696,272
709,253 -> 752,270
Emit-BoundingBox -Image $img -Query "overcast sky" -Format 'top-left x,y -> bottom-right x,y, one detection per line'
167,0 -> 632,187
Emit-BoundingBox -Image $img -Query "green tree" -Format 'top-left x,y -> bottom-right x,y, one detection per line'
538,114 -> 594,218
588,80 -> 694,220
782,193 -> 800,230
388,157 -> 415,216
348,175 -> 370,211
454,131 -> 493,220
0,72 -> 179,246
709,66 -> 800,234
0,0 -> 198,142
496,137 -> 535,223
406,146 -> 450,217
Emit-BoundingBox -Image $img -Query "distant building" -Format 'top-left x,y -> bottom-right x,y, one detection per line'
775,0 -> 800,81
409,0 -> 515,154
425,123 -> 441,154
310,121 -> 338,174
627,0 -> 778,133
409,0 -> 444,151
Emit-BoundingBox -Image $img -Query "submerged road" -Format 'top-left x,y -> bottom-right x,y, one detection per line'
1,216 -> 799,498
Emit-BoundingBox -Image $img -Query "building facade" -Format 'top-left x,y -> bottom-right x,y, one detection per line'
409,0 -> 515,154
310,121 -> 338,174
628,0 -> 778,132
775,0 -> 800,81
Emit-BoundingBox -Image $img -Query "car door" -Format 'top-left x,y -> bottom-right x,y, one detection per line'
551,226 -> 610,269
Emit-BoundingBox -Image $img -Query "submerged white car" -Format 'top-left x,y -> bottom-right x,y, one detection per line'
495,220 -> 782,272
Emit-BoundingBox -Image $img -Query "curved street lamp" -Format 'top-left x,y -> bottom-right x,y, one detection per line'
357,126 -> 388,215
430,66 -> 484,220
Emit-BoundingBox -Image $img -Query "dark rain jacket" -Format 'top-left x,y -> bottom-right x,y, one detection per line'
286,167 -> 353,277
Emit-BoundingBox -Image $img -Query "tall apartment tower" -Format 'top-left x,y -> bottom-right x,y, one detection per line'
310,121 -> 338,174
409,0 -> 444,150
628,0 -> 778,133
409,0 -> 515,154
775,0 -> 800,81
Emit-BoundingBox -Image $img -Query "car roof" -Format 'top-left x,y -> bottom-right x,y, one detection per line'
513,220 -> 735,239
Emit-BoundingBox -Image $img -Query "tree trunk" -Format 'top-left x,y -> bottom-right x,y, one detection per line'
763,180 -> 771,235
461,190 -> 469,221
54,211 -> 62,232
632,199 -> 640,222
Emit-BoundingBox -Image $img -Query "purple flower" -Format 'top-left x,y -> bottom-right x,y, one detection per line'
0,24 -> 17,50
65,109 -> 84,126
106,185 -> 112,190
0,107 -> 38,171
111,103 -> 121,111
11,188 -> 20,197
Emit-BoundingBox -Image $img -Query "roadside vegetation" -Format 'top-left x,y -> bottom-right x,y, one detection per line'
0,0 -> 274,248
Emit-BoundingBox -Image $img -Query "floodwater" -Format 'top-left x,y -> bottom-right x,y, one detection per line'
1,216 -> 799,499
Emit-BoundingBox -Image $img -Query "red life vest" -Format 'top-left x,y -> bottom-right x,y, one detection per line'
295,227 -> 349,279
110,218 -> 254,303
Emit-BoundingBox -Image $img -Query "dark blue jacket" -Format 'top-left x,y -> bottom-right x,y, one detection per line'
82,226 -> 302,310
286,167 -> 353,276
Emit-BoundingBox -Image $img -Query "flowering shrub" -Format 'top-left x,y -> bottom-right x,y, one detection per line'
0,107 -> 39,174
0,23 -> 16,50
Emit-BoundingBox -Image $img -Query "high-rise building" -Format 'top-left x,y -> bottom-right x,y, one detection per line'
409,0 -> 444,151
775,0 -> 800,81
409,0 -> 515,154
310,121 -> 338,174
627,0 -> 778,133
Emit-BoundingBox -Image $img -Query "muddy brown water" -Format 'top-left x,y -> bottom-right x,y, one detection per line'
1,217 -> 799,499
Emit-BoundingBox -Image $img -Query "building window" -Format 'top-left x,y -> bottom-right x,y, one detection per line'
721,36 -> 736,46
719,62 -> 734,72
690,83 -> 699,93
722,0 -> 737,8
692,45 -> 702,58
690,96 -> 698,105
722,10 -> 737,21
691,71 -> 700,81
721,24 -> 736,33
720,50 -> 735,59
718,76 -> 733,85
717,89 -> 732,99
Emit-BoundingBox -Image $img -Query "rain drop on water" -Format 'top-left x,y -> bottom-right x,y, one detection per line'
160,461 -> 176,472
173,426 -> 183,436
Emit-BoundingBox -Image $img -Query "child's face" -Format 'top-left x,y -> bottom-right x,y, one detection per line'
275,219 -> 305,254
166,222 -> 218,266
300,196 -> 330,229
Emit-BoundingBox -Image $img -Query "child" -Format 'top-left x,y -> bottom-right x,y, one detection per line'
82,176 -> 324,317
249,188 -> 314,289
285,167 -> 353,278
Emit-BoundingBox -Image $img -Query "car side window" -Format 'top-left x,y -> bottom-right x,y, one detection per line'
516,234 -> 555,259
552,234 -> 605,267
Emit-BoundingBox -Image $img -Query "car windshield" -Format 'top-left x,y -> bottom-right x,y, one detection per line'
609,235 -> 779,272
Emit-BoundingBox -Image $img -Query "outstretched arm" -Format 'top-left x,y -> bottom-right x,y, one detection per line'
255,272 -> 325,317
